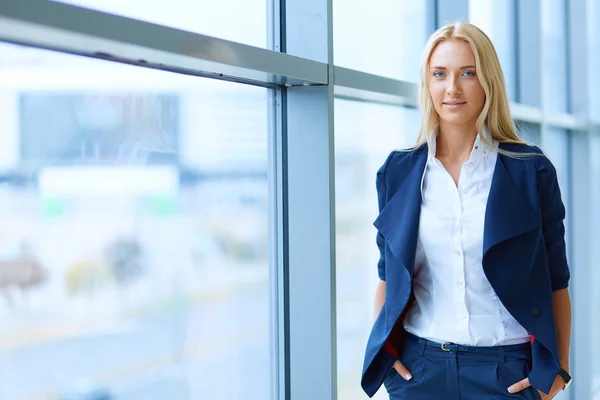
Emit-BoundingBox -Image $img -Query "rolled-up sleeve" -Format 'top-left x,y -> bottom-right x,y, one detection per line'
537,155 -> 570,291
375,152 -> 394,281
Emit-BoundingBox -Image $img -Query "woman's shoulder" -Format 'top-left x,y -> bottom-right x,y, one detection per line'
498,141 -> 543,154
498,141 -> 557,181
378,144 -> 428,177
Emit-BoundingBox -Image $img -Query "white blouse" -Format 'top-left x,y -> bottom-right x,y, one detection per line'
402,129 -> 531,346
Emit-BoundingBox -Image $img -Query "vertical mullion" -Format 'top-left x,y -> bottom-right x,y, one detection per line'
269,84 -> 287,400
425,0 -> 438,34
566,1 -> 591,399
513,0 -> 521,104
517,0 -> 542,109
567,0 -> 587,117
267,0 -> 286,398
283,0 -> 336,399
567,132 -> 591,400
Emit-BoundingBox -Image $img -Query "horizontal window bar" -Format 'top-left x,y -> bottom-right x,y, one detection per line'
510,103 -> 543,124
544,112 -> 589,131
334,86 -> 417,108
334,66 -> 417,99
0,0 -> 328,88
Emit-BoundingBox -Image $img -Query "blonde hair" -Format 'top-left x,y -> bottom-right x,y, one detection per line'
415,22 -> 528,151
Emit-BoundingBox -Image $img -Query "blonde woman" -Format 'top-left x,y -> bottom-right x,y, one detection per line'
361,23 -> 572,400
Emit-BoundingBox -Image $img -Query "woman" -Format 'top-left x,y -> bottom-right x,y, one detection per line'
361,23 -> 572,400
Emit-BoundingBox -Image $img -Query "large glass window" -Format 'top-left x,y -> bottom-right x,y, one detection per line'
541,0 -> 568,113
333,1 -> 428,82
0,42 -> 271,400
334,99 -> 419,400
468,0 -> 516,102
591,133 -> 600,399
589,0 -> 600,123
517,122 -> 542,146
54,0 -> 268,48
542,128 -> 571,255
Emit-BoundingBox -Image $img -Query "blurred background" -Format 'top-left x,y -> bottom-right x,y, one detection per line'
0,0 -> 598,399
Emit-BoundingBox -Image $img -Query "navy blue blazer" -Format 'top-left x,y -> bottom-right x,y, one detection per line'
361,142 -> 570,397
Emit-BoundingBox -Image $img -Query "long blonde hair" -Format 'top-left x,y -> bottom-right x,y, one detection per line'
416,22 -> 528,151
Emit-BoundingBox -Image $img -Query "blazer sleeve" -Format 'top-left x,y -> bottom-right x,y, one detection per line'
536,154 -> 570,291
375,152 -> 395,281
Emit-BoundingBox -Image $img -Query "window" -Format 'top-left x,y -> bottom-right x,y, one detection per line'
468,0 -> 516,102
591,133 -> 600,398
55,0 -> 268,48
0,42 -> 272,400
542,128 -> 571,255
334,99 -> 418,400
589,0 -> 600,122
517,122 -> 542,146
334,0 -> 428,82
541,0 -> 568,113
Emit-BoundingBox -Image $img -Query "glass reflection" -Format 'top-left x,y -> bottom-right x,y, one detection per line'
334,99 -> 418,400
54,0 -> 267,48
0,42 -> 270,400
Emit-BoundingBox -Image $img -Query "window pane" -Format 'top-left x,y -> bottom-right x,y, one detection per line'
591,133 -> 600,398
0,42 -> 272,400
335,99 -> 419,400
468,0 -> 516,102
542,128 -> 570,255
55,0 -> 268,48
334,1 -> 428,82
542,0 -> 568,113
517,122 -> 542,146
589,0 -> 600,123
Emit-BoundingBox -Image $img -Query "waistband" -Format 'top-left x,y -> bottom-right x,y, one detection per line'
405,332 -> 532,359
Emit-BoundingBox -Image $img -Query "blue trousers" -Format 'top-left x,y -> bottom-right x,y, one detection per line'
383,333 -> 543,400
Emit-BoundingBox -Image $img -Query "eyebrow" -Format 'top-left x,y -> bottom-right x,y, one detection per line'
430,65 -> 476,70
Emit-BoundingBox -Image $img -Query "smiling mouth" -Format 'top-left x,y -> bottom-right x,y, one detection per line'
443,102 -> 467,106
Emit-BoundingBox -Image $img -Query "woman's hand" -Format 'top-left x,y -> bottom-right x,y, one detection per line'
507,375 -> 564,399
392,359 -> 414,381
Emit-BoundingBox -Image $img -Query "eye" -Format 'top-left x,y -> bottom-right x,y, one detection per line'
432,71 -> 445,78
463,70 -> 475,77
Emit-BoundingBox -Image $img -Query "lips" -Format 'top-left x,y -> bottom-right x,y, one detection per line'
443,101 -> 467,106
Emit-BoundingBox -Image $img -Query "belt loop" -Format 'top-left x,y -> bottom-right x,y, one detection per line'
498,346 -> 505,364
417,337 -> 426,356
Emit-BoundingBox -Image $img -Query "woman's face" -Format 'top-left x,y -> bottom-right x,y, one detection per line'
428,39 -> 485,129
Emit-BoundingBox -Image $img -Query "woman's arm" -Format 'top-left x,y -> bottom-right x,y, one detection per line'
508,154 -> 572,398
373,279 -> 386,323
374,278 -> 414,380
552,288 -> 572,373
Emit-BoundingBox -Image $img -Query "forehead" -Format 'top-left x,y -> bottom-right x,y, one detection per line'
429,39 -> 475,66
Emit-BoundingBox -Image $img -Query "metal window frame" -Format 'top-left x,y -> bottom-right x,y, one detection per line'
281,0 -> 337,398
565,1 -> 593,400
0,1 -> 599,400
0,0 -> 327,88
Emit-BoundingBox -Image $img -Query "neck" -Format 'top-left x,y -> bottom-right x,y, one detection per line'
436,120 -> 478,160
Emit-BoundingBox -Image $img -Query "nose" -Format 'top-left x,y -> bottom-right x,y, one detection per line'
446,77 -> 461,96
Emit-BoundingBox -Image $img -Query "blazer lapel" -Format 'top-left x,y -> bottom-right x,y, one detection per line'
482,144 -> 540,256
373,143 -> 539,276
373,149 -> 427,276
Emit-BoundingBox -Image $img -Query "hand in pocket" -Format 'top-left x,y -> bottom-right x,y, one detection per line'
392,359 -> 414,381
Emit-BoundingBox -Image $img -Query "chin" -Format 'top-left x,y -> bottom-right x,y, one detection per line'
439,114 -> 473,125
